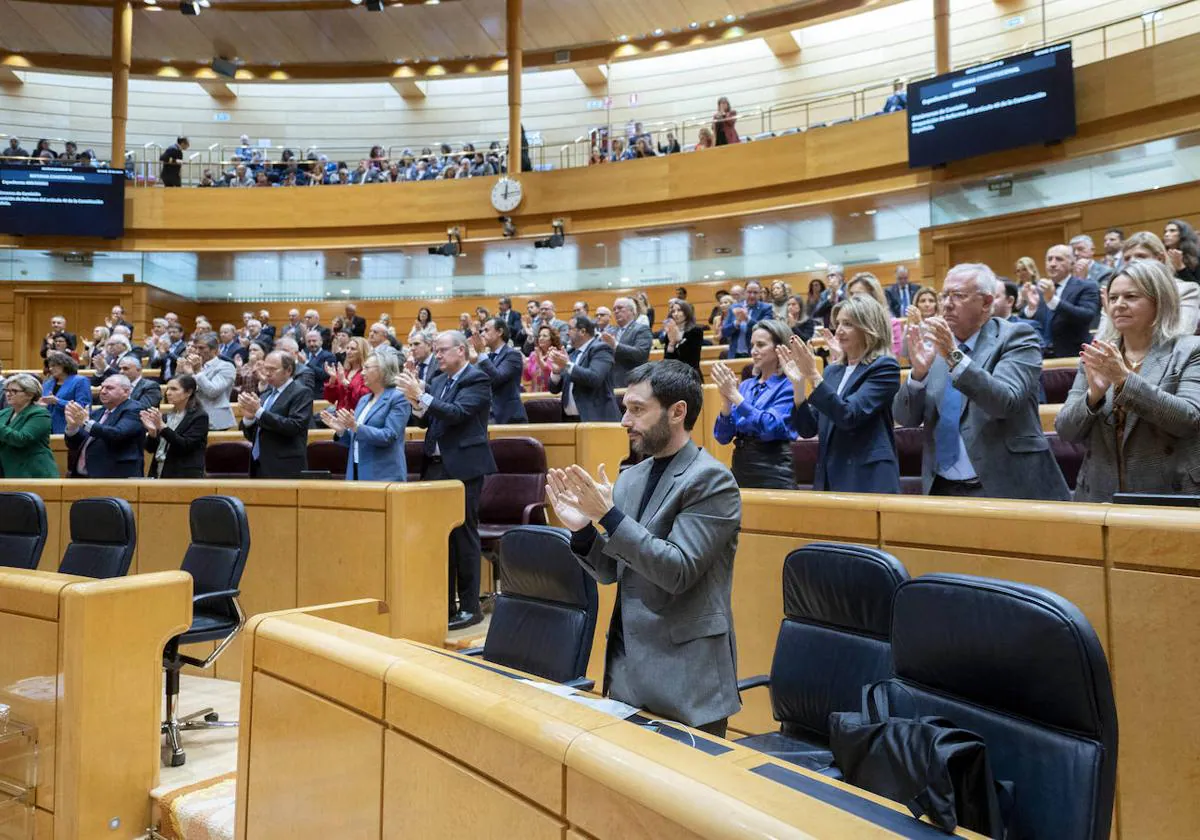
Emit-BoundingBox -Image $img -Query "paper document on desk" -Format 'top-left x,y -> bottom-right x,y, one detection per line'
517,679 -> 640,719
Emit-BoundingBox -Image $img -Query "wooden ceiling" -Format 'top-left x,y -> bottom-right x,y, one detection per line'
0,0 -> 869,71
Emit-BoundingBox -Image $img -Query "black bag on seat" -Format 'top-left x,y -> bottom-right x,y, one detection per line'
829,682 -> 1013,837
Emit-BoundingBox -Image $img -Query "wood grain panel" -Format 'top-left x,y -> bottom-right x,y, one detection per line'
295,508 -> 387,607
382,730 -> 566,840
1105,505 -> 1200,574
244,672 -> 384,840
0,613 -> 59,812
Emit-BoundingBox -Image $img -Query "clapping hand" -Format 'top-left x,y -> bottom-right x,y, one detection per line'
1168,248 -> 1185,272
318,409 -> 345,433
734,307 -> 749,323
905,304 -> 923,325
234,355 -> 245,370
711,361 -> 742,407
324,361 -> 337,379
237,390 -> 261,417
1022,282 -> 1041,311
819,327 -> 842,363
599,330 -> 617,348
905,323 -> 937,380
39,393 -> 58,406
1080,339 -> 1130,398
778,335 -> 820,385
1037,278 -> 1056,302
922,316 -> 956,361
546,465 -> 614,530
665,319 -> 681,344
139,408 -> 163,436
397,371 -> 424,403
547,348 -> 571,373
335,407 -> 357,432
64,401 -> 88,431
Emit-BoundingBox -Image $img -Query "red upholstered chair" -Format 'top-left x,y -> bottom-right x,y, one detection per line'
1047,432 -> 1085,491
405,440 -> 425,481
894,427 -> 925,495
479,437 -> 548,554
523,398 -> 565,424
1041,367 -> 1076,405
306,440 -> 346,480
204,441 -> 252,478
790,438 -> 818,490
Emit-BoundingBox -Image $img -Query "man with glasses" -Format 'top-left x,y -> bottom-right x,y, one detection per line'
398,331 -> 495,630
893,263 -> 1069,500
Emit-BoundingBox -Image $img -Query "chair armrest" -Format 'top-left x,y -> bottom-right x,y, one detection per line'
192,589 -> 241,606
563,677 -> 596,692
737,674 -> 770,692
522,502 -> 548,525
460,647 -> 485,657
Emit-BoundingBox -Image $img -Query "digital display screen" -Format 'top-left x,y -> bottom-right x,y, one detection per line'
0,165 -> 126,238
907,42 -> 1076,168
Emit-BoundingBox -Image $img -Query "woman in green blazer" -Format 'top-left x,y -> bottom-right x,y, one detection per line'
0,373 -> 60,478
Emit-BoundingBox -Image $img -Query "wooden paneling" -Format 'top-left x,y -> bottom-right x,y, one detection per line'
0,612 -> 60,812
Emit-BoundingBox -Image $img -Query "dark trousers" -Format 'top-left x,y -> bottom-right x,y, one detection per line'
424,461 -> 483,616
930,475 -> 986,497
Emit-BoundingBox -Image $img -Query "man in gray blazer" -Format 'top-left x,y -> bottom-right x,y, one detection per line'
603,297 -> 652,387
548,360 -> 742,734
177,332 -> 236,431
894,263 -> 1070,500
548,316 -> 621,421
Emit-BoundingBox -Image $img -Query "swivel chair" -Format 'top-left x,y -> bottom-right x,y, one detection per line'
57,497 -> 136,579
0,492 -> 48,571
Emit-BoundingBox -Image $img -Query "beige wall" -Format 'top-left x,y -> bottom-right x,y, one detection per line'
3,0 -> 1194,166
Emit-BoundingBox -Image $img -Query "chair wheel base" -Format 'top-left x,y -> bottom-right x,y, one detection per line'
204,712 -> 219,723
162,743 -> 186,767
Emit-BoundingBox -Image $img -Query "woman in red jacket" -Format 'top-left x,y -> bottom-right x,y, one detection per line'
323,336 -> 370,411
713,97 -> 740,146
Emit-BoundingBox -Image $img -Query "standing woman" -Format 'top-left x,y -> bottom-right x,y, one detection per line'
39,351 -> 91,434
846,272 -> 905,356
322,351 -> 411,481
235,342 -> 267,397
787,294 -> 815,342
1164,219 -> 1200,287
713,319 -> 797,489
636,292 -> 654,328
1056,260 -> 1200,501
408,307 -> 438,342
523,325 -> 559,391
713,97 -> 740,146
324,336 -> 370,412
0,374 -> 59,478
780,296 -> 901,493
663,300 -> 705,371
141,375 -> 209,479
806,279 -> 827,315
1102,231 -> 1199,334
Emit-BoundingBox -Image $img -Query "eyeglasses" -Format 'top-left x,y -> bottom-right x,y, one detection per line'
938,291 -> 980,305
2,388 -> 23,395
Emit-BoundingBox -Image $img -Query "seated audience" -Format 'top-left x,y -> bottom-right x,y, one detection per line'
548,316 -> 621,421
781,296 -> 901,493
323,336 -> 370,411
141,375 -> 210,479
548,360 -> 741,736
894,264 -> 1070,500
662,300 -> 705,371
712,319 -> 797,489
0,374 -> 59,478
65,375 -> 146,478
694,127 -> 715,150
238,351 -> 312,478
883,78 -> 908,112
1057,259 -> 1200,501
523,325 -> 559,392
39,351 -> 91,434
322,351 -> 411,481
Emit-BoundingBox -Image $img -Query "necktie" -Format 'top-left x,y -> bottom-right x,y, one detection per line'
934,345 -> 970,472
77,409 -> 110,476
901,286 -> 910,311
251,388 -> 278,461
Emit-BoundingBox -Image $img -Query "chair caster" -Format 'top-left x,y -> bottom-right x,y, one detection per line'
204,712 -> 219,723
162,743 -> 186,768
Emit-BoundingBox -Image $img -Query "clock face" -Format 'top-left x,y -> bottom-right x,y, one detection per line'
490,177 -> 523,213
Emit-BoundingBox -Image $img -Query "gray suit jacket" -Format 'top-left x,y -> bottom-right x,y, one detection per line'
610,321 -> 653,387
1056,335 -> 1200,501
575,441 -> 742,727
548,340 -> 621,421
894,317 -> 1070,500
194,357 -> 236,431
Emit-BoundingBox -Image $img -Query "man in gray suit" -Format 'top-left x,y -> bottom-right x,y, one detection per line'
547,360 -> 742,735
1071,233 -> 1115,288
548,315 -> 621,421
894,263 -> 1070,500
176,332 -> 236,431
603,297 -> 653,387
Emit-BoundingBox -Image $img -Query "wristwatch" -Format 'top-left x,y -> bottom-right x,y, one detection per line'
949,348 -> 965,367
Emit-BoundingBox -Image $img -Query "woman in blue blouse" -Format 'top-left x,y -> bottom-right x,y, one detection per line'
713,319 -> 798,489
39,351 -> 92,434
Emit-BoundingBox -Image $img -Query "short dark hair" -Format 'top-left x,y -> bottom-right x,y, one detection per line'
1106,227 -> 1125,238
571,315 -> 596,336
675,286 -> 688,299
1001,279 -> 1020,302
487,316 -> 510,342
626,360 -> 703,431
46,350 -> 78,375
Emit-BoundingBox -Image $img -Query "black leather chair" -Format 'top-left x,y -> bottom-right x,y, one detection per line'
0,492 -> 48,571
879,574 -> 1118,840
57,497 -> 136,579
736,543 -> 909,770
162,495 -> 251,767
464,525 -> 597,689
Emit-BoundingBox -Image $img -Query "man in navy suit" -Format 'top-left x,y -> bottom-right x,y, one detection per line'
1023,244 -> 1101,357
399,331 -> 496,630
64,375 -> 146,478
882,79 -> 907,112
472,317 -> 527,424
885,265 -> 916,318
217,323 -> 247,364
721,280 -> 774,357
303,330 -> 337,394
152,322 -> 188,382
496,296 -> 525,348
548,316 -> 621,421
118,355 -> 163,410
238,351 -> 312,478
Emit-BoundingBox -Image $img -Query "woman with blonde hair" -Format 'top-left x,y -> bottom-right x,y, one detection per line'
1111,231 -> 1200,334
1056,259 -> 1200,501
846,272 -> 905,356
779,295 -> 901,493
323,336 -> 371,412
694,128 -> 715,150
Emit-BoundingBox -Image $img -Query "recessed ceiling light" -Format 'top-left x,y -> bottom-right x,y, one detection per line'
704,275 -> 711,279
652,28 -> 663,36
696,232 -> 706,238
864,209 -> 878,215
707,20 -> 717,28
688,21 -> 699,29
144,0 -> 157,4
814,261 -> 828,268
849,211 -> 862,218
435,285 -> 444,291
617,34 -> 629,42
198,0 -> 210,6
750,224 -> 764,230
425,0 -> 439,4
620,277 -> 630,283
724,13 -> 736,22
340,288 -> 351,294
713,270 -> 726,277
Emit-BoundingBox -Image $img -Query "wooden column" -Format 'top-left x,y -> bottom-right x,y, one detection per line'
934,0 -> 950,74
111,0 -> 133,167
506,0 -> 522,175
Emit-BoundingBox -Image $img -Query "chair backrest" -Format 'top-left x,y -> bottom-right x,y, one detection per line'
1047,432 -> 1086,490
480,437 -> 547,526
886,574 -> 1117,840
790,439 -> 818,489
306,440 -> 346,479
205,441 -> 252,478
404,439 -> 424,481
768,543 -> 909,742
1042,367 -> 1076,404
486,526 -> 598,682
0,492 -> 48,571
181,496 -> 251,622
58,497 -> 136,579
523,398 -> 563,424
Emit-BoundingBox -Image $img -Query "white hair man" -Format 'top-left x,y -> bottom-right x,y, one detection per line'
894,262 -> 1069,501
64,374 -> 146,478
1023,243 -> 1102,358
1070,233 -> 1115,287
602,297 -> 652,387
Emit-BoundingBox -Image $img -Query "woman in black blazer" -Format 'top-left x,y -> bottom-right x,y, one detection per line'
662,300 -> 705,371
141,375 -> 210,478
